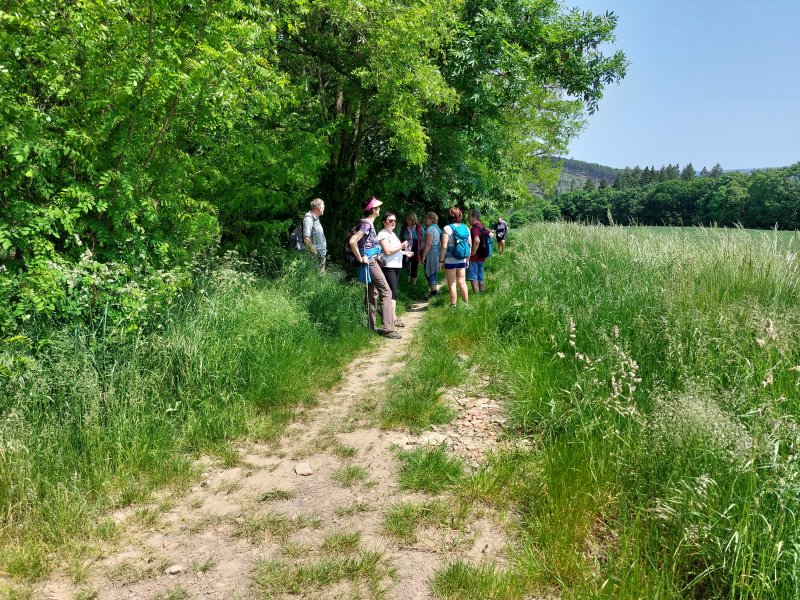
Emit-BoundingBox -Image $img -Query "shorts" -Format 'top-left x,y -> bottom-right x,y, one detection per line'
445,262 -> 466,270
426,272 -> 438,285
466,261 -> 485,281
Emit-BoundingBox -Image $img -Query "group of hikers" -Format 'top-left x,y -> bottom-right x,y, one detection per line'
297,196 -> 509,339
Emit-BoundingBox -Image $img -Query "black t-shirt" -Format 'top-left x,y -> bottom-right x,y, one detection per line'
495,221 -> 508,237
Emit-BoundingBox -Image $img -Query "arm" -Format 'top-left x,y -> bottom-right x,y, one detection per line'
349,230 -> 368,264
471,230 -> 480,257
421,229 -> 433,260
439,230 -> 448,263
379,235 -> 404,256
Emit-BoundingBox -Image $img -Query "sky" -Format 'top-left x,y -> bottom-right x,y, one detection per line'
565,0 -> 800,171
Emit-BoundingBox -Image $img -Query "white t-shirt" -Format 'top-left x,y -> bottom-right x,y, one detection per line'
377,229 -> 403,268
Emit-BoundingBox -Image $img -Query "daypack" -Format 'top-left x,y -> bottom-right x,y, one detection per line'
343,224 -> 361,265
289,222 -> 304,251
477,224 -> 492,259
449,223 -> 471,260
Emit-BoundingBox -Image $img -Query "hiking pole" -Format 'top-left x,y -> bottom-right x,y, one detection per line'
360,258 -> 372,335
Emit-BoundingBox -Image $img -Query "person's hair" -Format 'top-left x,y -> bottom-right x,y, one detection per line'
310,197 -> 324,211
382,212 -> 397,227
470,208 -> 481,220
448,207 -> 463,223
404,211 -> 418,225
425,211 -> 438,224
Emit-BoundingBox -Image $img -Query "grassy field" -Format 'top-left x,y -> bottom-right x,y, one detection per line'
388,223 -> 800,599
0,255 -> 370,580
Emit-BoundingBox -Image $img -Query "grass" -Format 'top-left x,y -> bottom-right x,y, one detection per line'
252,550 -> 394,599
234,512 -> 322,544
420,224 -> 800,599
332,464 -> 369,487
432,562 -> 527,600
321,531 -> 361,553
0,257 -> 371,579
398,447 -> 463,494
383,500 -> 451,545
257,489 -> 295,502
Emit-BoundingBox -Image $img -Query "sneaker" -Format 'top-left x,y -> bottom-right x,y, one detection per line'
394,320 -> 406,328
450,303 -> 457,309
380,330 -> 402,339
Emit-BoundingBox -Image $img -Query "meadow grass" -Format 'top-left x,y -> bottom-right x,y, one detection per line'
397,447 -> 464,494
419,224 -> 800,599
0,255 -> 370,579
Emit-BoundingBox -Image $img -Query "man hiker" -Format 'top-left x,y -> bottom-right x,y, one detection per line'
493,216 -> 508,253
468,209 -> 488,293
303,198 -> 327,272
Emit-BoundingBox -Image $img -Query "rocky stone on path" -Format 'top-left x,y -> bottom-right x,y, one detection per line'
165,564 -> 185,575
294,462 -> 314,476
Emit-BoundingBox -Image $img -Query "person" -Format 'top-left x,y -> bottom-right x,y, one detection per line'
439,207 -> 469,308
467,209 -> 488,293
302,198 -> 327,272
493,215 -> 508,253
377,212 -> 413,328
348,197 -> 401,339
400,212 -> 423,287
420,212 -> 442,299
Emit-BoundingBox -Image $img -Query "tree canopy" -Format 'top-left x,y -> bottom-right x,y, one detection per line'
1,0 -> 627,332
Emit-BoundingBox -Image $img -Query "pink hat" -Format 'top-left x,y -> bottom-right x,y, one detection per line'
364,196 -> 383,211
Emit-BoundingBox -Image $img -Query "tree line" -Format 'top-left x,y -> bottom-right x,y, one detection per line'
550,164 -> 800,228
0,0 -> 627,333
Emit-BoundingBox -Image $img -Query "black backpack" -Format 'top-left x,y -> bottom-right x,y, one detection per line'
477,224 -> 492,259
342,224 -> 361,266
289,222 -> 304,251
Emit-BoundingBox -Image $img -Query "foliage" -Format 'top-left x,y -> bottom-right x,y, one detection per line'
550,163 -> 800,228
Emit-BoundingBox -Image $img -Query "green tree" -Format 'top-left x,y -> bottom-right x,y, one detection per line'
681,163 -> 696,180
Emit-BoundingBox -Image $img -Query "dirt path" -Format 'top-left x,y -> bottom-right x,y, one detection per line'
39,301 -> 508,600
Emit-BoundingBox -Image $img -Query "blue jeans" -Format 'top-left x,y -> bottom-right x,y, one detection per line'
466,261 -> 485,282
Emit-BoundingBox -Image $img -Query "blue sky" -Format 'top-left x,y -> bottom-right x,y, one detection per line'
566,0 -> 800,171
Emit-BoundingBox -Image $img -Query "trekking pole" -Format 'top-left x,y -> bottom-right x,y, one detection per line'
360,258 -> 372,335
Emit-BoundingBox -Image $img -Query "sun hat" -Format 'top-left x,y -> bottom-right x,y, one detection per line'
364,196 -> 383,211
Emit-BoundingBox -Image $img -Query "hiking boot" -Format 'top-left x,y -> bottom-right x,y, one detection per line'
380,330 -> 402,339
394,320 -> 406,328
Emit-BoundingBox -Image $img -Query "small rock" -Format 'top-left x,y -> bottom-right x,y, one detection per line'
295,463 -> 314,476
200,481 -> 208,488
166,564 -> 185,575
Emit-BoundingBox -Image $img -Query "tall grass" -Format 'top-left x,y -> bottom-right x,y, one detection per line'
0,255 -> 369,578
425,224 -> 800,599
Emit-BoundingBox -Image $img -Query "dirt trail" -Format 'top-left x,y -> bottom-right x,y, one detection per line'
39,300 -> 508,600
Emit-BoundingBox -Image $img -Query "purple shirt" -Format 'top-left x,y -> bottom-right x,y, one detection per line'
358,219 -> 378,252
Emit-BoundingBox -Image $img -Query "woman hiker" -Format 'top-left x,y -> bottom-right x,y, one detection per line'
439,206 -> 470,308
420,211 -> 442,299
400,211 -> 423,287
377,211 -> 413,328
348,197 -> 402,339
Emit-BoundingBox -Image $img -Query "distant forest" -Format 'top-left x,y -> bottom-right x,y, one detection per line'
549,161 -> 800,229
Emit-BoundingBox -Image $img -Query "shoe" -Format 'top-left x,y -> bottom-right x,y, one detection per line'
450,303 -> 457,309
380,330 -> 402,339
394,320 -> 406,328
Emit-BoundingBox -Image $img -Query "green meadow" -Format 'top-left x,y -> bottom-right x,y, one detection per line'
391,223 -> 800,599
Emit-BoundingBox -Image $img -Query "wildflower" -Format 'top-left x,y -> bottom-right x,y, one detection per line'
756,338 -> 766,348
612,325 -> 619,339
789,366 -> 800,373
556,352 -> 565,359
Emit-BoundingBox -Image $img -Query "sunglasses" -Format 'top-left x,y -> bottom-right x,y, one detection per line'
387,219 -> 396,223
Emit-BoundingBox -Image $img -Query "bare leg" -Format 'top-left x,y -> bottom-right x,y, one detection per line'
446,268 -> 457,305
457,268 -> 469,303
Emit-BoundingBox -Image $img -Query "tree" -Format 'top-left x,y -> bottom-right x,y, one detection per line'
710,163 -> 724,178
681,163 -> 696,180
699,166 -> 710,178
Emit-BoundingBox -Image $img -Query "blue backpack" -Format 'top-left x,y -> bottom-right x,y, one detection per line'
449,223 -> 471,260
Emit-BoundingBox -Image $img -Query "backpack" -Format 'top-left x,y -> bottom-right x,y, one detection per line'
342,223 -> 362,266
449,223 -> 471,260
477,224 -> 492,259
289,222 -> 304,251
